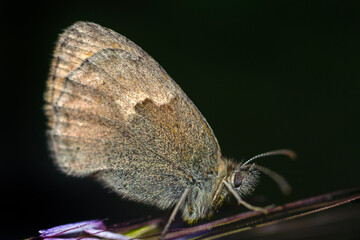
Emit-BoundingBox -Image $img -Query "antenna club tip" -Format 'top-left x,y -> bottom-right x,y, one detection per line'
282,149 -> 297,160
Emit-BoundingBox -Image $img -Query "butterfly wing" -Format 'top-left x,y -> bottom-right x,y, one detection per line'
45,22 -> 221,207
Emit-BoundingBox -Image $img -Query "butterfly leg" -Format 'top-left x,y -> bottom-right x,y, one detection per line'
223,181 -> 269,213
160,188 -> 190,239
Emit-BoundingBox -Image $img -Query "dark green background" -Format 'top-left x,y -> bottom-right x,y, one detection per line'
3,1 -> 360,239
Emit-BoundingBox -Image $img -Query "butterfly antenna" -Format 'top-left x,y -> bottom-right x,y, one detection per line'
242,149 -> 296,167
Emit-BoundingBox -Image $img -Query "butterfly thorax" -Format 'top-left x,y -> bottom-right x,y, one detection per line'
181,157 -> 260,223
181,157 -> 235,223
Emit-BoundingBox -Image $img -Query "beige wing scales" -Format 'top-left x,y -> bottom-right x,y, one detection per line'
45,22 -> 221,184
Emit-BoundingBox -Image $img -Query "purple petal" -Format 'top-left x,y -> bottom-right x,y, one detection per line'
39,219 -> 105,237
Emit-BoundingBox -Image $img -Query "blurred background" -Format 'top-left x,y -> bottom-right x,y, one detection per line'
2,0 -> 360,239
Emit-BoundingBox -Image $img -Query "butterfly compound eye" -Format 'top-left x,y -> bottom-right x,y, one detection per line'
233,172 -> 243,188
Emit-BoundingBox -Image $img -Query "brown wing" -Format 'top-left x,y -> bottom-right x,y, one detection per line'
45,22 -> 221,206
